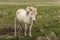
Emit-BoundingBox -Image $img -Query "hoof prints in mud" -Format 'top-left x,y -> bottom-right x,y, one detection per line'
0,28 -> 14,36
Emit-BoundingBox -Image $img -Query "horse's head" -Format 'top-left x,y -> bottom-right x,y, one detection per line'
26,7 -> 37,22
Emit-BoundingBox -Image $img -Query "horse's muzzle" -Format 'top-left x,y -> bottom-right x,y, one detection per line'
33,20 -> 36,22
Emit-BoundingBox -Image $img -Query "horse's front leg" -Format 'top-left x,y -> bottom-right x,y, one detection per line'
29,22 -> 33,37
24,24 -> 27,36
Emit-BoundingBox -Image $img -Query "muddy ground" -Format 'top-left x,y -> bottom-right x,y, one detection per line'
0,28 -> 15,36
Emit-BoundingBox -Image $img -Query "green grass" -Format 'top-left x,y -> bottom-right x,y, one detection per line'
0,5 -> 60,40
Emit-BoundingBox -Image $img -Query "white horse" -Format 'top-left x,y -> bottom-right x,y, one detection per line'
15,7 -> 37,37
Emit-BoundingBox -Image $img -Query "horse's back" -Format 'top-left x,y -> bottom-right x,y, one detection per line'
16,9 -> 26,16
16,9 -> 27,22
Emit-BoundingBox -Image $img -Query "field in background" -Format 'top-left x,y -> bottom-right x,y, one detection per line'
0,2 -> 60,6
0,5 -> 60,40
0,0 -> 60,6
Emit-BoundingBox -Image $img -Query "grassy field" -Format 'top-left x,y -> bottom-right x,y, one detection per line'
0,5 -> 60,40
0,0 -> 60,6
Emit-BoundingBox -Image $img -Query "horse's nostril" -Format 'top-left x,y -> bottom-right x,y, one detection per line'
33,20 -> 36,22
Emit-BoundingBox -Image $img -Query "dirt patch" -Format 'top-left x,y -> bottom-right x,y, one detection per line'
0,28 -> 14,36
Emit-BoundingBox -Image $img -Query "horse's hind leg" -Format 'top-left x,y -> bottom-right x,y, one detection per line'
18,23 -> 21,40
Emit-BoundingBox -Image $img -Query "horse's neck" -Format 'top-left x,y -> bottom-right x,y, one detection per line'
26,15 -> 30,20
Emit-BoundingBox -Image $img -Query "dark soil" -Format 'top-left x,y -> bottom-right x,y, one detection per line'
0,28 -> 14,36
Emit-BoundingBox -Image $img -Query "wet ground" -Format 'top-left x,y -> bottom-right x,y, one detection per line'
0,28 -> 14,36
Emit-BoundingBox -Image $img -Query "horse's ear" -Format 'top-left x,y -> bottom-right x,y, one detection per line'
26,11 -> 29,15
26,7 -> 30,11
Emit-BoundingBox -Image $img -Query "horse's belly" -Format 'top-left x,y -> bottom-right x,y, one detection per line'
17,16 -> 26,23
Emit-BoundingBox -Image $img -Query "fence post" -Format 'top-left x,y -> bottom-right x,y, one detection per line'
14,17 -> 16,36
